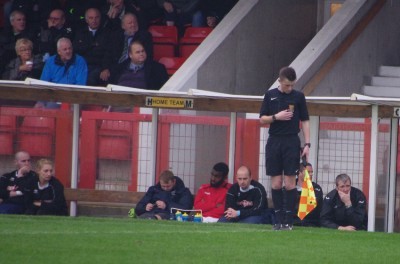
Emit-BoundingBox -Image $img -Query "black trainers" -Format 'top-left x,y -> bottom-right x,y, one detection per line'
272,224 -> 281,231
281,224 -> 293,231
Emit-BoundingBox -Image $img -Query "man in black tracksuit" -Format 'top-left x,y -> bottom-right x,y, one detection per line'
0,151 -> 36,214
320,173 -> 368,231
219,166 -> 267,224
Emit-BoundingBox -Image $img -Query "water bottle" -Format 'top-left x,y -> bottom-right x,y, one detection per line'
175,210 -> 182,221
194,213 -> 202,223
182,212 -> 189,222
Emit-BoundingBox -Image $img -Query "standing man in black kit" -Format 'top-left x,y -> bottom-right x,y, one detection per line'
259,66 -> 310,230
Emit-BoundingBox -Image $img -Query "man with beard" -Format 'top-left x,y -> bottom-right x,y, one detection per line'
194,162 -> 232,223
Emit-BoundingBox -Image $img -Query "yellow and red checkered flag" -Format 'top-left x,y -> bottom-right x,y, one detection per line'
297,168 -> 317,220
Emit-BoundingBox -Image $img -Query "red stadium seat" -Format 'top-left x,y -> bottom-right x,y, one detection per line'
158,57 -> 186,76
179,27 -> 213,58
149,25 -> 179,60
98,120 -> 132,160
0,115 -> 16,155
17,116 -> 55,157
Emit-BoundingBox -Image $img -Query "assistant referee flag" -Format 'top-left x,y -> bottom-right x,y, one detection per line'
297,169 -> 317,220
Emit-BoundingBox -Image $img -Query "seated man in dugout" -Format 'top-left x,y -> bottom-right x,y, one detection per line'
194,162 -> 232,223
0,151 -> 37,214
218,166 -> 268,224
136,170 -> 193,220
320,173 -> 368,231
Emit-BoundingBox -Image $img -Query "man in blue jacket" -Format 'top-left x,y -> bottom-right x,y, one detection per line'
136,170 -> 193,220
36,37 -> 87,109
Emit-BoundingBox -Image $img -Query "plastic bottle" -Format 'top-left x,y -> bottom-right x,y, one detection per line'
182,212 -> 189,222
194,213 -> 202,223
175,210 -> 182,221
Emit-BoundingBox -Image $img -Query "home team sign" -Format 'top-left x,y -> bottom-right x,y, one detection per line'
145,97 -> 194,109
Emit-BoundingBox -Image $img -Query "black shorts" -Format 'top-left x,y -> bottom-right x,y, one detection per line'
265,134 -> 300,176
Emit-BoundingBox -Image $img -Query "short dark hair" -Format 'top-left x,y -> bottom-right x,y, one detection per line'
279,66 -> 297,81
213,162 -> 229,177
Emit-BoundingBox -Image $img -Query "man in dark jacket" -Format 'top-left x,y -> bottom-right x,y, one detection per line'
218,166 -> 267,224
34,9 -> 74,57
0,151 -> 37,214
136,170 -> 193,220
113,12 -> 153,64
115,40 -> 167,88
73,8 -> 113,86
321,173 -> 368,231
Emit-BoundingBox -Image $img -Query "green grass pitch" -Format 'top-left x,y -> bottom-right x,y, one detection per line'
1,215 -> 399,264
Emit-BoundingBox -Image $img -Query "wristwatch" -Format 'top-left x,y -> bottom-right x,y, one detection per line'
304,143 -> 311,148
272,115 -> 276,122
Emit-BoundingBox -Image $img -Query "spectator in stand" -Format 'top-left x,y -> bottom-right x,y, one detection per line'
63,0 -> 108,31
194,162 -> 232,223
35,9 -> 74,58
103,0 -> 146,30
36,37 -> 87,109
113,12 -> 153,65
200,0 -> 237,28
293,162 -> 323,227
10,0 -> 62,31
218,166 -> 267,224
321,173 -> 368,231
73,8 -> 112,86
25,159 -> 68,216
2,38 -> 44,80
0,151 -> 37,214
0,10 -> 35,75
136,170 -> 193,220
112,40 -> 167,111
115,39 -> 167,89
157,0 -> 202,35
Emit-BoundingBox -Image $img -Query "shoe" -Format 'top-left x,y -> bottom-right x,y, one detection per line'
272,224 -> 281,231
281,224 -> 293,231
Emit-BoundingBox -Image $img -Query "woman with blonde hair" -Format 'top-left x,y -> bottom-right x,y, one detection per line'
25,159 -> 68,216
2,38 -> 44,80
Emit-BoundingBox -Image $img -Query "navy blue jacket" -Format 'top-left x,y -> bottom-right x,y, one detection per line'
136,176 -> 193,216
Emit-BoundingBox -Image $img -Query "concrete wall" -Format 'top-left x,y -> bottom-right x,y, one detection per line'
198,0 -> 317,95
162,0 -> 318,95
301,0 -> 400,96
